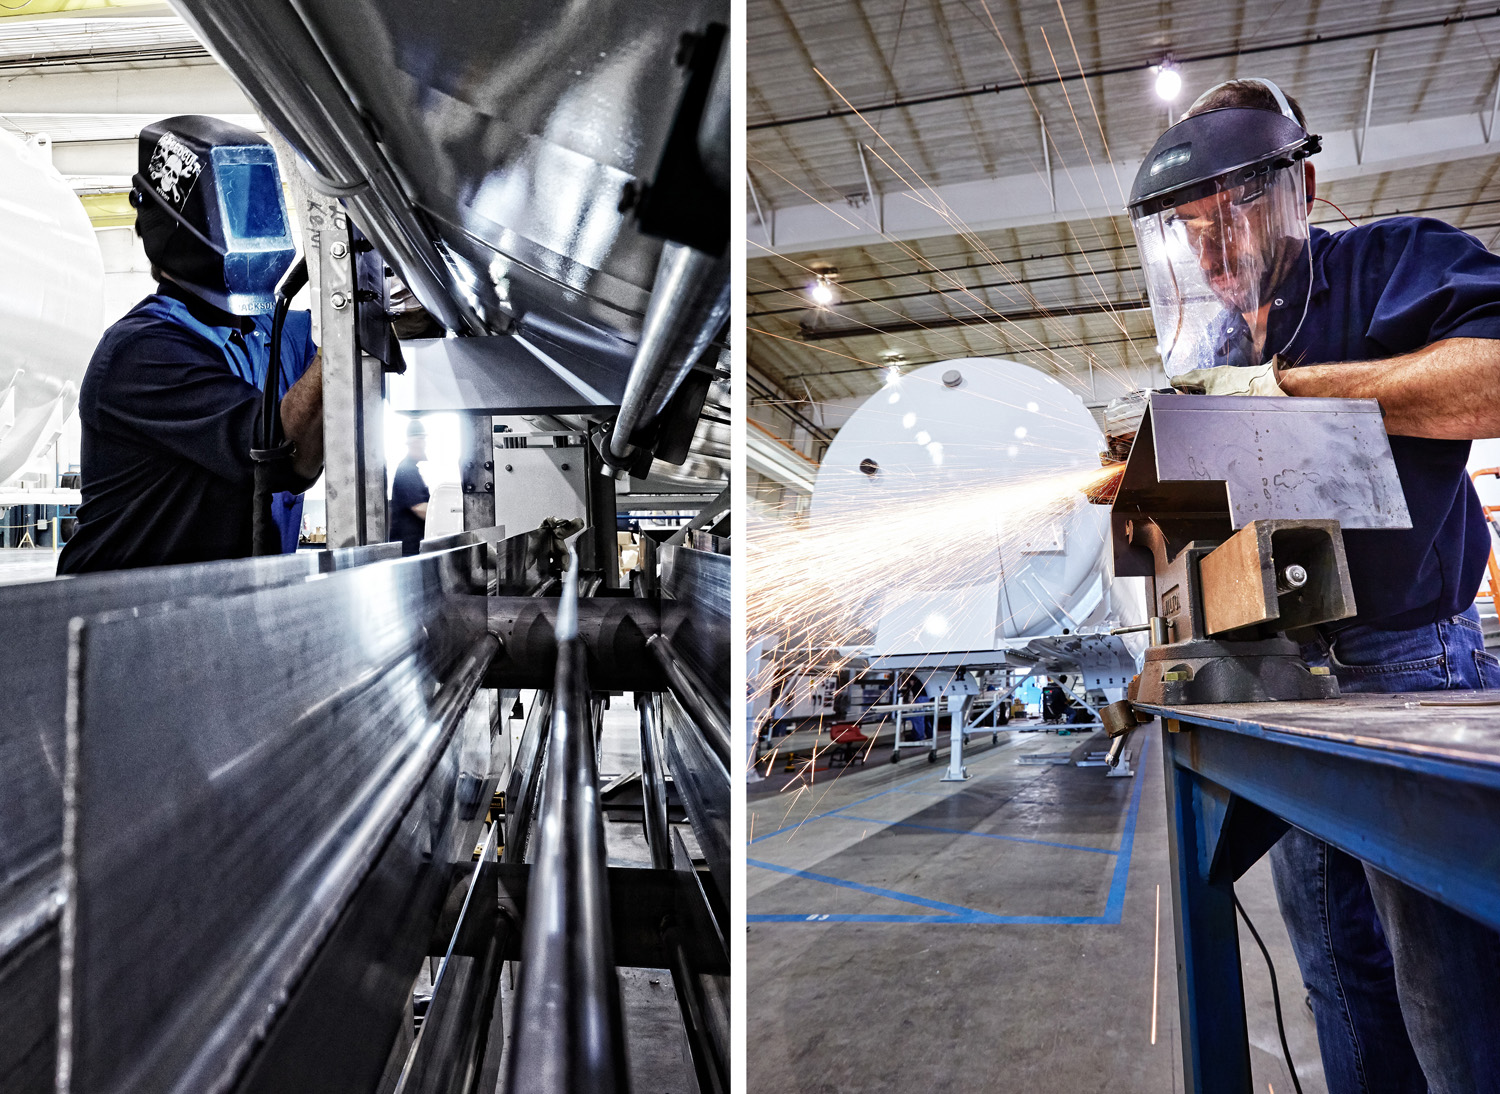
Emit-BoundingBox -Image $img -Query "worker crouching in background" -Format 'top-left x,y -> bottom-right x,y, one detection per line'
1127,79 -> 1500,1093
58,116 -> 322,574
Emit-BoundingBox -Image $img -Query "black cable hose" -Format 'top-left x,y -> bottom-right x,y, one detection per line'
1232,890 -> 1304,1094
251,258 -> 309,556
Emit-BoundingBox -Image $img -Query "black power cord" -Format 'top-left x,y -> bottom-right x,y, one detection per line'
250,257 -> 309,556
1232,891 -> 1305,1094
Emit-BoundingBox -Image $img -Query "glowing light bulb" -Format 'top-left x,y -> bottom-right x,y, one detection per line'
1155,63 -> 1181,101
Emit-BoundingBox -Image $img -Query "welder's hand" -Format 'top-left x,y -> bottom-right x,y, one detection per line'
1171,360 -> 1287,397
1100,390 -> 1150,464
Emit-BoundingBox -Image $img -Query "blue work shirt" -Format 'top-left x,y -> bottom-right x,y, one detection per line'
1240,218 -> 1500,630
58,281 -> 316,573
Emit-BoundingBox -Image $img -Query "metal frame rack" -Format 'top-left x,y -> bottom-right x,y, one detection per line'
1138,696 -> 1500,1094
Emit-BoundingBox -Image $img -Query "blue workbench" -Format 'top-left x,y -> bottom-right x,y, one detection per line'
1136,693 -> 1500,1094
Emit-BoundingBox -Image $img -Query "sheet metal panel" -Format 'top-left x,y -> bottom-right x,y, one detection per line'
58,548 -> 493,1094
0,548 -> 398,1092
660,544 -> 730,696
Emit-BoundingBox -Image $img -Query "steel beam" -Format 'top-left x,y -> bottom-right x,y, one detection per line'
313,197 -> 386,548
0,545 -> 393,1093
58,547 -> 496,1094
459,415 -> 497,531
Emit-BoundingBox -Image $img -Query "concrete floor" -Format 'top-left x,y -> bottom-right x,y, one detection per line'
0,547 -> 59,585
747,721 -> 1326,1094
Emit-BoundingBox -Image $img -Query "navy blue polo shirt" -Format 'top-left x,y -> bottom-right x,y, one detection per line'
57,282 -> 314,574
1251,218 -> 1500,630
388,456 -> 429,556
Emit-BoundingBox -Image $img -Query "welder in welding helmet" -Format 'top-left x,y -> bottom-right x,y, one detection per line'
1128,79 -> 1321,391
130,115 -> 296,316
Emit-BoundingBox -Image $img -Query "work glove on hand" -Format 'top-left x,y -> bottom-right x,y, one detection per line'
1101,390 -> 1151,464
1171,357 -> 1288,397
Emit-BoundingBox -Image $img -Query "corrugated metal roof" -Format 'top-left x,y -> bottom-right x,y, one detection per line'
749,0 -> 1500,437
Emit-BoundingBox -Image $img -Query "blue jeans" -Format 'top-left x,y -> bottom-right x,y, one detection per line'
1269,605 -> 1500,1094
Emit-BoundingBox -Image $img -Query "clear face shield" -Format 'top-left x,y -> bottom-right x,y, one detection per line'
1132,160 -> 1310,377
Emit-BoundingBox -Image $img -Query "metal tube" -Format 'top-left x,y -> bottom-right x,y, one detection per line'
393,824 -> 507,1094
504,550 -> 628,1094
608,243 -> 730,461
637,694 -> 672,872
640,700 -> 728,1094
646,634 -> 730,763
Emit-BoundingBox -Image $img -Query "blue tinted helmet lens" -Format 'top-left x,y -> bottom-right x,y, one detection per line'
217,159 -> 288,242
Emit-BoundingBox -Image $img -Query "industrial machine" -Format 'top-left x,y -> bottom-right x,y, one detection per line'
0,2 -> 729,1093
1093,392 -> 1500,1094
0,127 -> 103,493
1098,392 -> 1411,765
787,356 -> 1145,779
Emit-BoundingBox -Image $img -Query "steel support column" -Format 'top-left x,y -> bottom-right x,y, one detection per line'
312,196 -> 386,548
460,415 -> 496,531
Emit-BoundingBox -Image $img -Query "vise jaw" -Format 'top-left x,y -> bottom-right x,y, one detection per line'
1110,394 -> 1410,705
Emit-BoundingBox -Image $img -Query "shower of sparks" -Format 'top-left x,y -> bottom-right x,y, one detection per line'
745,1 -> 1156,836
747,457 -> 1119,835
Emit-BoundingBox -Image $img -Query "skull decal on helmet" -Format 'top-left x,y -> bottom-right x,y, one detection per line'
147,131 -> 202,209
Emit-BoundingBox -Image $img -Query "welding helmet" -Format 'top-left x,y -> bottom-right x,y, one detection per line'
1127,81 -> 1320,377
131,115 -> 296,316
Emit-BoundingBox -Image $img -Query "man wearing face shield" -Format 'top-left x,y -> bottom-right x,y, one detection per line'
57,116 -> 323,573
1129,80 -> 1500,1093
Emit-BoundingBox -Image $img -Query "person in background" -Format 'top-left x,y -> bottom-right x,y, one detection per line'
389,417 -> 430,556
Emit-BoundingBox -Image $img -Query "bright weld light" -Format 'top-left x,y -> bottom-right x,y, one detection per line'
902,412 -> 916,429
927,441 -> 944,465
884,366 -> 901,387
915,430 -> 931,446
1014,426 -> 1028,440
1155,62 -> 1181,101
810,277 -> 836,306
924,614 -> 948,636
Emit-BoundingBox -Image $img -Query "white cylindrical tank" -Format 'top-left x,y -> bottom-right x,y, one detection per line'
0,131 -> 106,485
811,357 -> 1121,656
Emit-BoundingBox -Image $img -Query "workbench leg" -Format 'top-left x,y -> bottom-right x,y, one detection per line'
1162,730 -> 1253,1094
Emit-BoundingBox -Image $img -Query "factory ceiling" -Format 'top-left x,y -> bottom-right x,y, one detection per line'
748,0 -> 1500,450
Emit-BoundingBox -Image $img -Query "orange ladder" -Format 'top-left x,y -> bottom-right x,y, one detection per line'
1472,467 -> 1500,601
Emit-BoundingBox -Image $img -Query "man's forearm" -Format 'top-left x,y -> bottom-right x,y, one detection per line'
280,353 -> 324,479
1277,337 -> 1500,438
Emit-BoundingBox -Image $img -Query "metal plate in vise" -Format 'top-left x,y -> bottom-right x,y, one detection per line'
59,548 -> 494,1094
1112,394 -> 1411,575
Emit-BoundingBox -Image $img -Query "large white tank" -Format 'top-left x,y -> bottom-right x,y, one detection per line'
0,131 -> 106,485
811,357 -> 1124,657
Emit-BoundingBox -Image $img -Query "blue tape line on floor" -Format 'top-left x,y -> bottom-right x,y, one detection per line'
825,813 -> 1117,855
748,734 -> 1151,926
